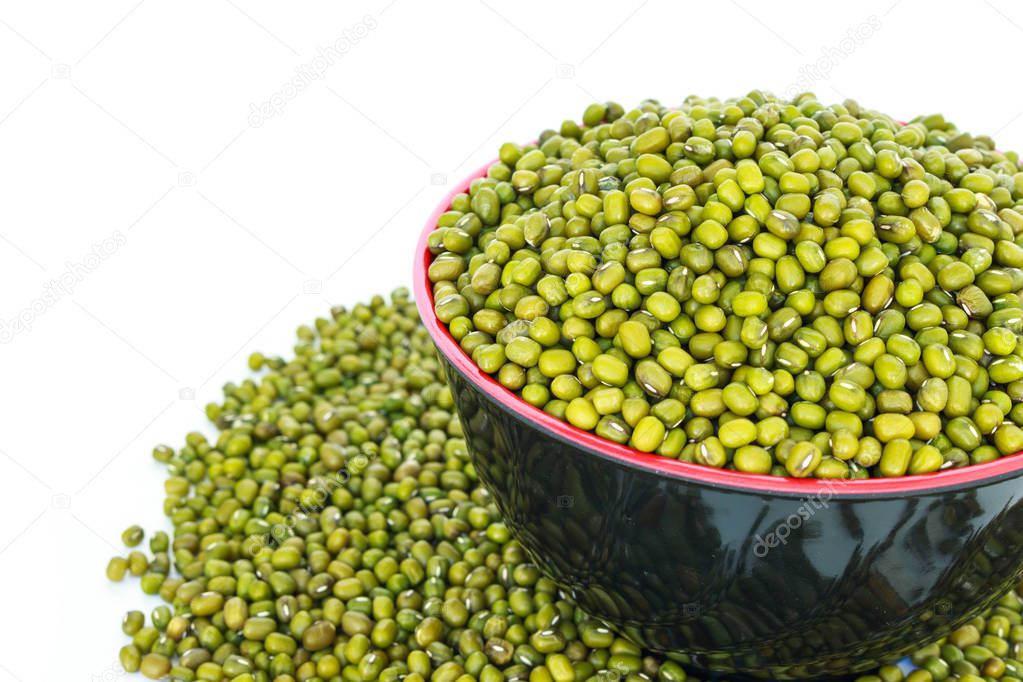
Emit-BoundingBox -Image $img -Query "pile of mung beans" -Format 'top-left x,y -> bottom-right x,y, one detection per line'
106,289 -> 1023,680
426,93 -> 1023,478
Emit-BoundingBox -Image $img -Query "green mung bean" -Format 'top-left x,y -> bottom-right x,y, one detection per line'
107,288 -> 1021,679
428,93 -> 1023,478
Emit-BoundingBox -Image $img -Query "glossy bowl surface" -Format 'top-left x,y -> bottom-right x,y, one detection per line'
415,162 -> 1023,678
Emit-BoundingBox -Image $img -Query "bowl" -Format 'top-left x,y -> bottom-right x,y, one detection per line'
413,162 -> 1023,679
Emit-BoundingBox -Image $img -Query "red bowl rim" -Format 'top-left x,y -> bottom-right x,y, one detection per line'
413,159 -> 1023,496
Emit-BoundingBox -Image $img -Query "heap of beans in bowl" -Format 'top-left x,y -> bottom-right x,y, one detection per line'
426,92 -> 1023,479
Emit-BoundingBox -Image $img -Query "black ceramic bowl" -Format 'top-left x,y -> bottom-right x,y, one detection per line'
414,163 -> 1023,679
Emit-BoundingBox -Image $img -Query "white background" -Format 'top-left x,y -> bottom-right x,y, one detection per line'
0,0 -> 1020,678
